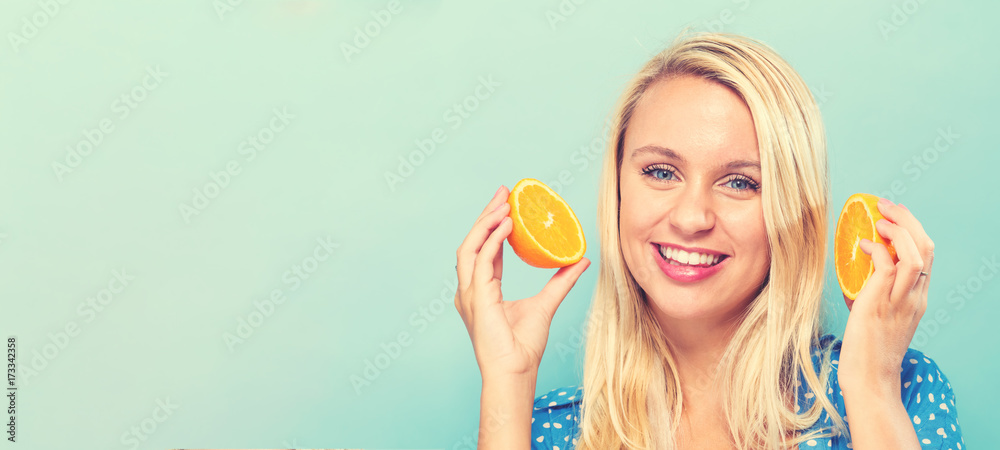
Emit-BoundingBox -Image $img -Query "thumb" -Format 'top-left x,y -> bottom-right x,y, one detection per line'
536,257 -> 591,319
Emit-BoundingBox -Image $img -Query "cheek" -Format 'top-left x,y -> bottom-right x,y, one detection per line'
720,204 -> 769,260
618,182 -> 662,284
618,178 -> 657,269
618,180 -> 658,239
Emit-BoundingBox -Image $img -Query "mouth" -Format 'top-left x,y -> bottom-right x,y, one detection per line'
654,243 -> 729,268
651,243 -> 730,283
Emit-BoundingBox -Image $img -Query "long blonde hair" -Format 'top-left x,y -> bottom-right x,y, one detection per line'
578,31 -> 846,449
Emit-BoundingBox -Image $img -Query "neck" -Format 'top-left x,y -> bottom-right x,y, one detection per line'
653,307 -> 744,398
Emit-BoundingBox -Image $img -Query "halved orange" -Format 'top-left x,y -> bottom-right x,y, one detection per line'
834,193 -> 899,302
506,178 -> 586,268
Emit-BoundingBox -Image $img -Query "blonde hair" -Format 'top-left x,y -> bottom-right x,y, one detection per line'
577,31 -> 846,449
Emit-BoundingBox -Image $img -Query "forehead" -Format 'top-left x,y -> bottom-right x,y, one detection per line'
624,76 -> 759,164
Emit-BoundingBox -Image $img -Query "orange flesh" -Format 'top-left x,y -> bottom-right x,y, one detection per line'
517,185 -> 580,259
836,200 -> 875,298
834,193 -> 899,301
506,179 -> 586,268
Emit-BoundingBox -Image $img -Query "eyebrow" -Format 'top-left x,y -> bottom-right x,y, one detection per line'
629,145 -> 761,171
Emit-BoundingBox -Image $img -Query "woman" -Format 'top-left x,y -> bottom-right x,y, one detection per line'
454,32 -> 963,449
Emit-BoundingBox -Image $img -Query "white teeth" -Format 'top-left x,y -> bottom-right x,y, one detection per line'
690,252 -> 702,264
658,245 -> 723,266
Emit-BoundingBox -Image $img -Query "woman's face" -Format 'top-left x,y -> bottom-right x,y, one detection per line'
619,75 -> 770,324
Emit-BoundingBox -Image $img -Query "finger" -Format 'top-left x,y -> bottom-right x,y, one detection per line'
457,202 -> 510,292
475,185 -> 510,224
473,216 -> 513,289
854,238 -> 895,312
919,248 -> 934,300
874,218 -> 924,298
876,198 -> 930,246
535,258 -> 592,320
877,198 -> 934,271
875,219 -> 924,295
894,203 -> 936,299
493,233 -> 503,280
913,249 -> 933,317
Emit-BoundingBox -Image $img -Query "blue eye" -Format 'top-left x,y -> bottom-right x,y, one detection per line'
641,164 -> 761,193
650,168 -> 675,180
641,165 -> 677,181
723,175 -> 760,192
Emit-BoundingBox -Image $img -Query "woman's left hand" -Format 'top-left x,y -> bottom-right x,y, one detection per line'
837,197 -> 935,397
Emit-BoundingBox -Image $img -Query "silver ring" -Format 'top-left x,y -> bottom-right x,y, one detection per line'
919,271 -> 928,277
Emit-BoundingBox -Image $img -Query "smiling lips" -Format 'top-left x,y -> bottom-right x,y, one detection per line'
652,243 -> 729,282
655,243 -> 727,267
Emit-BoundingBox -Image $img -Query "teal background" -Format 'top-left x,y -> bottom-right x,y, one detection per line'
1,0 -> 997,448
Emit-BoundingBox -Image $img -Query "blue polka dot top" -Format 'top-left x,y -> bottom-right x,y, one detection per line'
530,334 -> 964,449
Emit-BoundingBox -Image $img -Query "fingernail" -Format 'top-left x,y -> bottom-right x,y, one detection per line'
494,186 -> 503,197
899,203 -> 909,211
878,197 -> 893,208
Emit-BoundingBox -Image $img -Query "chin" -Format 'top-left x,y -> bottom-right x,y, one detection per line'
644,290 -> 723,320
645,283 -> 758,323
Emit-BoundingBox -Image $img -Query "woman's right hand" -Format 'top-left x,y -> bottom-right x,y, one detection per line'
454,185 -> 591,380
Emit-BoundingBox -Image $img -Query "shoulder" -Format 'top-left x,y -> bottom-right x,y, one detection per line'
897,347 -> 957,410
531,385 -> 582,449
533,384 -> 583,410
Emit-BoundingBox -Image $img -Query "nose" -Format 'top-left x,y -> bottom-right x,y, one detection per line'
668,184 -> 716,236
